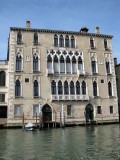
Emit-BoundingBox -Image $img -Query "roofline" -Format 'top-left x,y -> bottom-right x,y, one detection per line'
10,27 -> 113,38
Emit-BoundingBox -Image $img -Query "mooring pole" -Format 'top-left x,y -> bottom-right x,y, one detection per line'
60,112 -> 62,127
36,112 -> 37,127
22,112 -> 24,130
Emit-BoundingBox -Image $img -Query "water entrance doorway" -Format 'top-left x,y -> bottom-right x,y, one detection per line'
42,104 -> 52,122
85,104 -> 94,122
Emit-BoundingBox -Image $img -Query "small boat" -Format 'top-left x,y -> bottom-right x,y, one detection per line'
24,122 -> 37,131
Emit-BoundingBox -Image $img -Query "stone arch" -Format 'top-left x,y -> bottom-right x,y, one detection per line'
42,103 -> 52,121
85,103 -> 94,122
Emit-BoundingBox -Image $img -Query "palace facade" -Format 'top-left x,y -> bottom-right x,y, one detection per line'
0,21 -> 119,126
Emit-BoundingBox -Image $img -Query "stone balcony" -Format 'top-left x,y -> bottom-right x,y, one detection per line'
51,95 -> 89,101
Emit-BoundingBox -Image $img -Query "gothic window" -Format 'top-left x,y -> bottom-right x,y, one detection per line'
104,39 -> 108,49
106,61 -> 110,74
33,54 -> 38,72
34,80 -> 39,97
82,81 -> 86,95
71,36 -> 75,48
0,71 -> 5,86
54,34 -> 58,47
93,81 -> 97,96
16,54 -> 22,71
64,81 -> 69,95
34,32 -> 38,44
17,31 -> 22,43
108,81 -> 112,96
76,81 -> 80,95
47,55 -> 52,70
70,81 -> 75,95
78,57 -> 83,71
51,80 -> 56,95
15,79 -> 21,97
90,37 -> 95,48
59,35 -> 64,47
91,59 -> 97,74
66,56 -> 71,73
72,56 -> 76,73
58,81 -> 63,95
60,55 -> 65,73
65,35 -> 69,47
54,55 -> 59,73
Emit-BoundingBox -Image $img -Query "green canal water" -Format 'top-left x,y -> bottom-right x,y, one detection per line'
0,124 -> 120,160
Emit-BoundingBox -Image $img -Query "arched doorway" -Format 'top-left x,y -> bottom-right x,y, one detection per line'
42,104 -> 52,122
85,104 -> 94,122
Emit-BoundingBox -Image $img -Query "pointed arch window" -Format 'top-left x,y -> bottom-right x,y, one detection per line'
54,55 -> 59,73
72,56 -> 76,73
70,81 -> 75,95
93,81 -> 97,96
71,36 -> 75,48
66,56 -> 71,73
51,80 -> 56,95
47,55 -> 52,70
108,81 -> 112,96
82,81 -> 86,95
54,34 -> 58,47
64,81 -> 69,95
91,58 -> 97,74
78,56 -> 83,71
90,37 -> 95,48
34,32 -> 38,44
104,39 -> 108,50
59,35 -> 64,47
65,35 -> 69,47
17,31 -> 22,44
16,53 -> 22,71
15,79 -> 21,97
76,81 -> 80,95
33,54 -> 39,72
105,60 -> 110,74
58,81 -> 63,95
0,71 -> 5,86
60,55 -> 65,73
34,80 -> 39,97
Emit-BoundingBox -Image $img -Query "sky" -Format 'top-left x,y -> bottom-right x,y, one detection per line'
0,0 -> 120,63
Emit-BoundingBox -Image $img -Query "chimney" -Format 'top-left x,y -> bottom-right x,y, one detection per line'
26,20 -> 30,28
114,58 -> 117,66
95,27 -> 100,34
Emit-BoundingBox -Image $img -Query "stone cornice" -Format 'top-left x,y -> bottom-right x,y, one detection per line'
10,27 -> 113,38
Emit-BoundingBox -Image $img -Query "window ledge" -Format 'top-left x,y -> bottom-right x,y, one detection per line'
15,96 -> 23,99
17,42 -> 23,45
33,71 -> 40,73
67,116 -> 74,118
34,96 -> 40,98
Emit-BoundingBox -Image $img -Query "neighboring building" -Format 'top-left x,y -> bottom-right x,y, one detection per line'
115,61 -> 120,122
0,21 -> 119,126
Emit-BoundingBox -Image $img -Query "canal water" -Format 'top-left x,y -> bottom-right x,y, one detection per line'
0,124 -> 120,160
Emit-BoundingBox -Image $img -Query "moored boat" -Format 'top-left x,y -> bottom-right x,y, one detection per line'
24,122 -> 37,131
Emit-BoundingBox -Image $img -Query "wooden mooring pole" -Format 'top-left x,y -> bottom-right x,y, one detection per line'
60,112 -> 62,127
22,112 -> 24,130
36,113 -> 37,127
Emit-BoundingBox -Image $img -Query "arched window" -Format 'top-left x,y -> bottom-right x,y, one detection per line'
82,81 -> 86,95
105,60 -> 110,74
47,55 -> 52,70
15,79 -> 21,97
54,34 -> 58,47
93,81 -> 97,96
34,80 -> 39,97
34,32 -> 38,44
33,54 -> 38,71
16,53 -> 22,71
104,39 -> 108,49
54,55 -> 59,73
51,80 -> 56,95
59,35 -> 64,47
66,56 -> 71,73
90,37 -> 95,48
64,81 -> 69,95
108,81 -> 112,96
91,58 -> 97,74
72,56 -> 76,73
71,36 -> 75,48
17,31 -> 22,43
70,81 -> 75,95
58,81 -> 63,95
60,55 -> 65,73
78,56 -> 83,71
0,71 -> 5,86
76,81 -> 80,95
65,35 -> 69,47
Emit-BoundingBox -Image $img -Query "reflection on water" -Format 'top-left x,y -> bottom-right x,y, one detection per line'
0,124 -> 120,160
